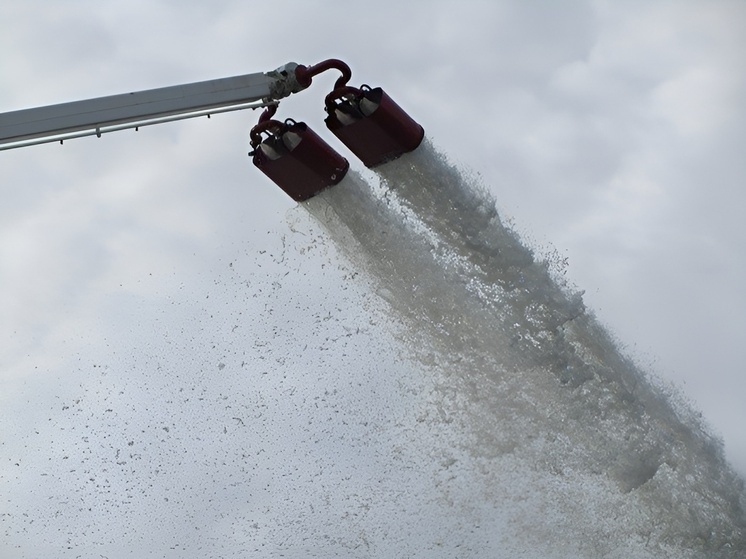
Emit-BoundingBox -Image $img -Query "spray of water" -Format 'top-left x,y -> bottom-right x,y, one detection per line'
302,139 -> 746,557
3,140 -> 744,558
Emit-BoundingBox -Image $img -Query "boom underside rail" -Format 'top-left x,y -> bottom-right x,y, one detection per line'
0,99 -> 273,150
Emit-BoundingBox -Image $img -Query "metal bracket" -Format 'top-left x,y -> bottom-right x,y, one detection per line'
265,62 -> 307,101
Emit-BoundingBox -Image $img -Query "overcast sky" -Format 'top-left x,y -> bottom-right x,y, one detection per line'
1,0 -> 745,555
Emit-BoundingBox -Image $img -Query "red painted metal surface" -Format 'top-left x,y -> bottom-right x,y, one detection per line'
250,117 -> 349,201
324,85 -> 424,168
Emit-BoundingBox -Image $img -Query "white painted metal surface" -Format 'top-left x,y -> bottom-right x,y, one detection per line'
0,62 -> 303,150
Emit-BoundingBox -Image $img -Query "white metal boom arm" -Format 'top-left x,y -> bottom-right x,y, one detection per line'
0,62 -> 305,150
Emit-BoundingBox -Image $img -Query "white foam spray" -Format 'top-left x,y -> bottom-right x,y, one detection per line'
302,139 -> 746,557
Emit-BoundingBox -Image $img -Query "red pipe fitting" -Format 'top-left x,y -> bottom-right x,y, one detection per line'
294,59 -> 352,89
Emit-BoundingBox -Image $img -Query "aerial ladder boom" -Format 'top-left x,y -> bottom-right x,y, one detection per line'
0,59 -> 424,201
0,62 -> 305,150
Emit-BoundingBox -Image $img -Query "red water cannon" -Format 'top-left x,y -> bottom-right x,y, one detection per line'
250,59 -> 424,200
324,84 -> 424,168
249,105 -> 349,202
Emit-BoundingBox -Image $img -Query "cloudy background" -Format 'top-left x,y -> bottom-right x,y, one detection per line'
1,0 -> 745,555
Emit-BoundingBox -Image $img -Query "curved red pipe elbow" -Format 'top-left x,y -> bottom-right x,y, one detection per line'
295,59 -> 352,89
